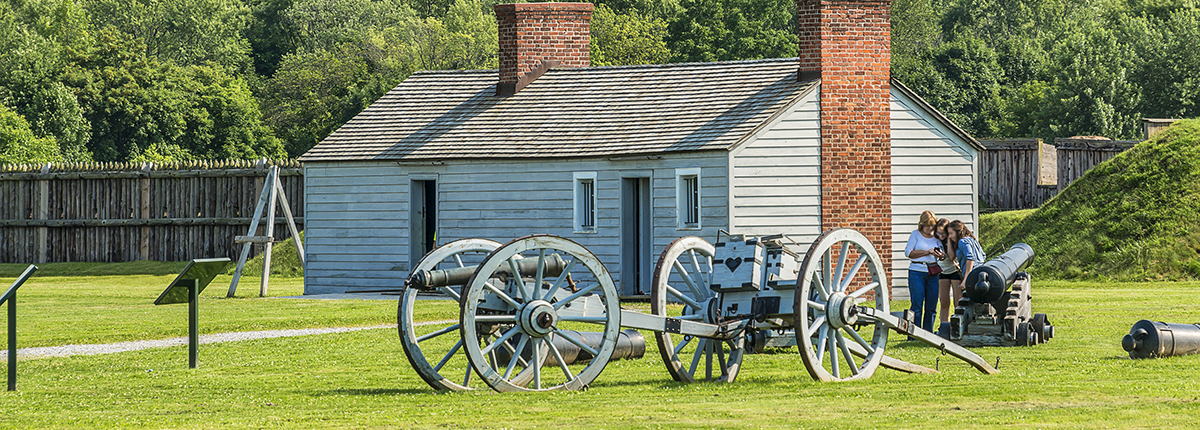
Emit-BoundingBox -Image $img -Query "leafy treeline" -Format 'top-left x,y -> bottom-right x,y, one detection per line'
1,0 -> 1197,164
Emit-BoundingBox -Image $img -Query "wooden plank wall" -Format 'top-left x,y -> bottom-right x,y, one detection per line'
978,139 -> 1057,210
1055,139 -> 1137,192
0,160 -> 303,263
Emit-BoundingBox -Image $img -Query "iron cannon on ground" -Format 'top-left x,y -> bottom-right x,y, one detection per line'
943,243 -> 1054,347
397,229 -> 998,392
1123,320 -> 1200,359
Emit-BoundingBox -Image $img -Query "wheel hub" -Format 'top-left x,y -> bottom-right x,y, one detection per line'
520,300 -> 557,337
825,292 -> 859,329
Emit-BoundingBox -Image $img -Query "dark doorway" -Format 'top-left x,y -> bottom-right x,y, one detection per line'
620,177 -> 652,297
410,179 -> 437,267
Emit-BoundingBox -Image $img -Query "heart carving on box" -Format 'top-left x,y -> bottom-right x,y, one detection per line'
724,257 -> 742,272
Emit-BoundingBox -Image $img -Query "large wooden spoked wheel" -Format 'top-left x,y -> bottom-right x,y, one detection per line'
460,235 -> 621,392
399,238 -> 502,391
651,236 -> 744,383
795,228 -> 889,382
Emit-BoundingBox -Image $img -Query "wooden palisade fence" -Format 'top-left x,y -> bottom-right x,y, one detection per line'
1054,138 -> 1138,191
979,137 -> 1139,211
978,139 -> 1058,211
0,159 -> 303,263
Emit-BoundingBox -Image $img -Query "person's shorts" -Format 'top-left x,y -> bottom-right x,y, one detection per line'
939,272 -> 962,281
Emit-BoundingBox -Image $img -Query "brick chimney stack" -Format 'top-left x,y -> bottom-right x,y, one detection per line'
494,2 -> 592,96
798,0 -> 893,274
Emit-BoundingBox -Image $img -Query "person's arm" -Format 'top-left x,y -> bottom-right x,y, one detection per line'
905,233 -> 926,259
961,258 -> 975,275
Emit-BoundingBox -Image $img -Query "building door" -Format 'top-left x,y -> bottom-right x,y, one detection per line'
409,179 -> 437,268
620,177 -> 652,297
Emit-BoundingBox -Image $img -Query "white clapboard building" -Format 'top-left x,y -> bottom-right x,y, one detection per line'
298,1 -> 982,295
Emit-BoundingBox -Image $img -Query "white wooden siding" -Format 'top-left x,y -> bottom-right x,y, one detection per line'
303,154 -> 728,294
890,89 -> 980,289
728,87 -> 822,250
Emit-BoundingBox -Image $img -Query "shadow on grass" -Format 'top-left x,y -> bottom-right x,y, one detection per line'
0,261 -> 191,277
320,387 -> 436,396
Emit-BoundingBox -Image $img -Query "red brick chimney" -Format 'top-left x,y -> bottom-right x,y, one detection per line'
494,2 -> 592,96
798,0 -> 893,275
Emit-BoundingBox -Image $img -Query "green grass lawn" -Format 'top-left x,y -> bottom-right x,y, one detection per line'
3,269 -> 1200,428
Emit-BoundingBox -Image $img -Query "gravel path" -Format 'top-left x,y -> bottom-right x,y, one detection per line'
1,320 -> 453,360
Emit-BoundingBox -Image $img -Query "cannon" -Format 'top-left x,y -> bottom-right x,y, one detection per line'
1123,320 -> 1200,359
945,243 -> 1054,347
399,229 -> 998,392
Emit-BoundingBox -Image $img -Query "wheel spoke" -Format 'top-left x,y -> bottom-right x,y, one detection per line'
665,285 -> 704,310
836,331 -> 859,376
462,365 -> 471,386
417,323 -> 461,343
534,249 -> 546,296
674,336 -> 693,356
687,250 -> 710,291
552,283 -> 601,310
840,254 -> 867,292
559,315 -> 609,324
807,315 -> 826,336
547,333 -> 574,380
716,341 -> 727,376
705,341 -> 714,381
472,315 -> 516,323
553,328 -> 599,357
480,325 -> 522,356
815,326 -> 829,366
672,260 -> 704,298
437,286 -> 462,301
833,242 -> 849,292
822,248 -> 831,295
850,281 -> 879,299
433,339 -> 464,372
843,326 -> 874,354
812,271 -> 830,301
503,336 -> 529,379
689,339 -> 705,377
806,299 -> 826,312
508,257 -> 528,302
532,338 -> 542,390
454,254 -> 465,268
542,258 -> 578,301
828,328 -> 840,378
484,282 -> 521,309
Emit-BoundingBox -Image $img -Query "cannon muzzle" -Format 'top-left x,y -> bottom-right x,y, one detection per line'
408,253 -> 568,289
1123,320 -> 1200,359
964,243 -> 1035,304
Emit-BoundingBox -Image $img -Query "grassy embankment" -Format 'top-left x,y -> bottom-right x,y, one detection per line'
980,118 -> 1200,281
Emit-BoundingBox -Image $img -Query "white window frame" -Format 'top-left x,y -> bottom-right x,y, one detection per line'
573,171 -> 598,233
675,168 -> 701,230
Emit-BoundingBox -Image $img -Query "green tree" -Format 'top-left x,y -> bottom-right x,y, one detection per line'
0,0 -> 93,161
591,3 -> 671,66
86,0 -> 254,73
0,103 -> 62,164
667,0 -> 796,63
1038,21 -> 1142,140
1128,8 -> 1200,120
66,30 -> 283,161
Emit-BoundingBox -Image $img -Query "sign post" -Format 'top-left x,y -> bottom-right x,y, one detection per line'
2,265 -> 38,391
154,258 -> 230,369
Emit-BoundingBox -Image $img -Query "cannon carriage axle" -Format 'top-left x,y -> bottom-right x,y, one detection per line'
399,229 -> 998,392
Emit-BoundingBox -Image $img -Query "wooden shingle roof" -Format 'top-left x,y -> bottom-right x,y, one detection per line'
300,58 -> 815,161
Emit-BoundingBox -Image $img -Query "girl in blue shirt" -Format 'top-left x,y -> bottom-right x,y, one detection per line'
947,220 -> 986,278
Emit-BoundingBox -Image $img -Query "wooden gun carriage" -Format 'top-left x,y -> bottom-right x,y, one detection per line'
398,228 -> 998,392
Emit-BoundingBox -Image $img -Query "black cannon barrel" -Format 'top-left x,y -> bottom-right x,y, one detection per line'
1122,320 -> 1200,359
409,254 -> 567,289
494,329 -> 646,367
964,243 -> 1035,304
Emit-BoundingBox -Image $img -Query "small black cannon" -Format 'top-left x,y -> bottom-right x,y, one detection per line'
944,243 -> 1054,347
1123,320 -> 1200,359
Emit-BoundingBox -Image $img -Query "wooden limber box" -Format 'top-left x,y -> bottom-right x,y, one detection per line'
712,238 -> 799,292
